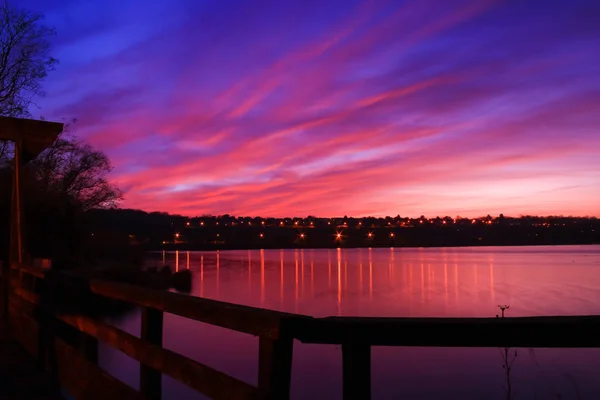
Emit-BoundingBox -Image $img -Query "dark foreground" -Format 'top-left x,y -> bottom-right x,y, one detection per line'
0,322 -> 63,399
6,261 -> 600,399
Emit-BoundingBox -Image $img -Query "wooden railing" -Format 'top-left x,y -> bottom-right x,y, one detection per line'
5,264 -> 600,400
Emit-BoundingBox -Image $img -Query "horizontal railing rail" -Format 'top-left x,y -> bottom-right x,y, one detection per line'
6,264 -> 600,400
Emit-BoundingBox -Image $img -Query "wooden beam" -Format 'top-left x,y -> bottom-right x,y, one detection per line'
9,305 -> 143,400
342,344 -> 371,400
258,333 -> 294,400
0,116 -> 63,160
57,313 -> 261,400
9,284 -> 261,399
9,135 -> 23,265
14,268 -> 600,349
140,307 -> 163,400
291,316 -> 600,348
87,279 -> 309,339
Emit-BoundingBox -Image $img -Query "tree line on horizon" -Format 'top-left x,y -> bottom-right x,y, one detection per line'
84,207 -> 600,251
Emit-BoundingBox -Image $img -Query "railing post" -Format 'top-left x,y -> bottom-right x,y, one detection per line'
0,261 -> 7,320
81,334 -> 99,364
140,307 -> 163,400
258,323 -> 294,399
342,343 -> 371,400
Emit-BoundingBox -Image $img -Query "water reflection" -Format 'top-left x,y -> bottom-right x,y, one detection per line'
133,246 -> 600,399
260,249 -> 265,305
280,250 -> 284,306
216,250 -> 220,297
200,254 -> 204,297
369,248 -> 373,299
489,255 -> 495,303
337,248 -> 342,315
152,246 -> 600,319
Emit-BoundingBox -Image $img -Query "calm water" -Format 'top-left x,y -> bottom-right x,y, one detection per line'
100,245 -> 600,399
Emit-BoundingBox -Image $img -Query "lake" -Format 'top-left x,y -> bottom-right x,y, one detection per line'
100,245 -> 600,399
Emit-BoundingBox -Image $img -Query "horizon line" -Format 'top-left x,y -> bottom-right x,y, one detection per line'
101,208 -> 600,220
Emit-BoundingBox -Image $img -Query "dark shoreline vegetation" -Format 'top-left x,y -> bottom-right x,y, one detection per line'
86,209 -> 599,253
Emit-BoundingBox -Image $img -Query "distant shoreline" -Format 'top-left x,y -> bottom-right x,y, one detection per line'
148,241 -> 600,253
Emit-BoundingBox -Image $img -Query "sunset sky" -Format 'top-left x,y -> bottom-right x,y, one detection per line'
22,0 -> 600,217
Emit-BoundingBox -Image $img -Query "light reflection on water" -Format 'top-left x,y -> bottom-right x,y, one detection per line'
101,245 -> 600,399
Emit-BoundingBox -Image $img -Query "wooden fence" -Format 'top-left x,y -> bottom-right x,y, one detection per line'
5,263 -> 600,400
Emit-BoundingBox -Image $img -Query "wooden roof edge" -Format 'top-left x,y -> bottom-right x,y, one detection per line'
0,116 -> 65,158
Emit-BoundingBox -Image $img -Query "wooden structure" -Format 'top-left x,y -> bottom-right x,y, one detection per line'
4,265 -> 600,400
0,116 -> 64,265
0,317 -> 64,398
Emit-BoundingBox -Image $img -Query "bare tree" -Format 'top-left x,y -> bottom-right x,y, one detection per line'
29,133 -> 123,210
0,2 -> 56,117
0,2 -> 57,159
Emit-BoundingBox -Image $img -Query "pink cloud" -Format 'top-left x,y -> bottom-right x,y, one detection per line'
33,0 -> 600,217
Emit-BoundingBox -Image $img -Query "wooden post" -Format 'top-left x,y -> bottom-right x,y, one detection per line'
258,331 -> 294,399
342,344 -> 371,400
81,333 -> 99,364
9,134 -> 24,265
140,307 -> 163,399
1,261 -> 7,320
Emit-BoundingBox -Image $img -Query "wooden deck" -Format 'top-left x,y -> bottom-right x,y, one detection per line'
6,264 -> 600,399
0,322 -> 63,399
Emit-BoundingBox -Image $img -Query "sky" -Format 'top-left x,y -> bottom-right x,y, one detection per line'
20,0 -> 600,217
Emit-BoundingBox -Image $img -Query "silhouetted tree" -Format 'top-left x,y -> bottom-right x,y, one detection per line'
29,132 -> 122,210
0,2 -> 57,159
1,124 -> 122,262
